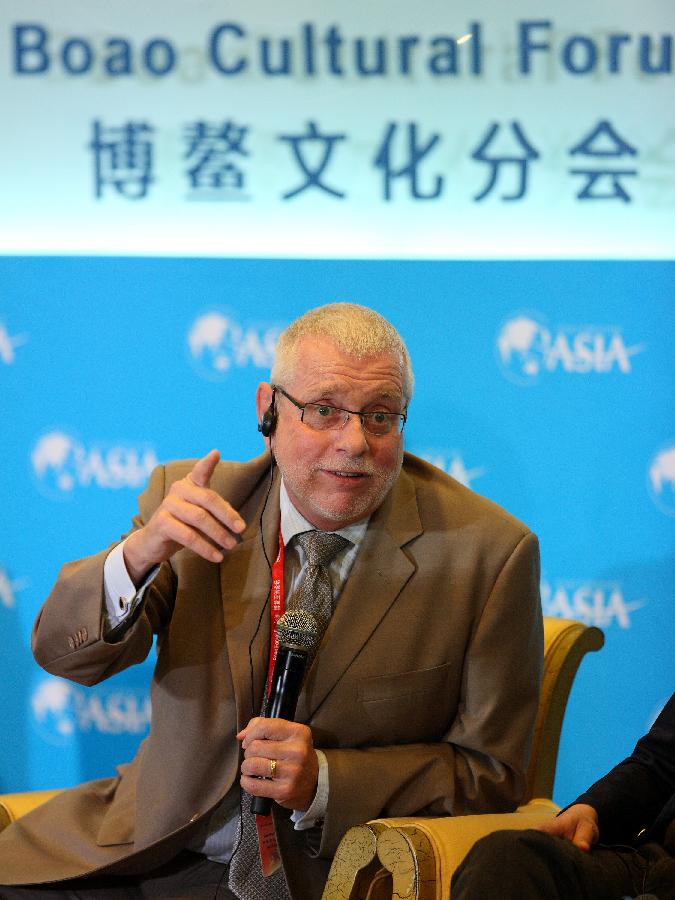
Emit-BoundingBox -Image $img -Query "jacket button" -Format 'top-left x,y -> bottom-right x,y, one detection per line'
189,813 -> 200,824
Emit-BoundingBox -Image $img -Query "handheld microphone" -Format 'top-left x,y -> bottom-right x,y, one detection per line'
250,609 -> 320,816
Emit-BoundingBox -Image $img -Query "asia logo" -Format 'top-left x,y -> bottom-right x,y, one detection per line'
541,578 -> 646,629
648,445 -> 675,516
417,450 -> 486,490
496,313 -> 644,385
188,311 -> 284,381
0,319 -> 28,364
31,677 -> 151,747
31,431 -> 158,499
0,564 -> 27,609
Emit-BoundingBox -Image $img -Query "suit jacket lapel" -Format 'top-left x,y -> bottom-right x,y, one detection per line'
296,468 -> 423,721
221,471 -> 281,729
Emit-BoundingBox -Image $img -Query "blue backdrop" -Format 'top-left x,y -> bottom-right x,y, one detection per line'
1,255 -> 673,805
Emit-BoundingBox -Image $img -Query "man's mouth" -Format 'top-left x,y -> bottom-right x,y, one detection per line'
324,469 -> 368,479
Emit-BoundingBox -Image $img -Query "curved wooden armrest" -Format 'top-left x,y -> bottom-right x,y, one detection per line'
371,800 -> 558,900
533,619 -> 603,799
322,821 -> 392,900
0,789 -> 65,830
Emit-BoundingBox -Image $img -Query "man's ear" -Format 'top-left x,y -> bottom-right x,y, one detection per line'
256,382 -> 273,421
256,383 -> 276,442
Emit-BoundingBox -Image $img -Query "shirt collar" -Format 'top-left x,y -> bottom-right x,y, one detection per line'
279,480 -> 370,549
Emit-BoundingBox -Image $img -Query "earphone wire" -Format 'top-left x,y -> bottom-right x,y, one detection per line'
247,440 -> 276,716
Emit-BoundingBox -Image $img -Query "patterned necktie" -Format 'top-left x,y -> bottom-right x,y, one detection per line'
228,799 -> 290,900
289,530 -> 351,639
228,530 -> 349,899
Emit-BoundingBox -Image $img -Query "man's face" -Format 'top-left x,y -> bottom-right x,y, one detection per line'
257,336 -> 406,530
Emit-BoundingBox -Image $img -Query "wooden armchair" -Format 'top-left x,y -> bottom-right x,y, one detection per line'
321,616 -> 604,900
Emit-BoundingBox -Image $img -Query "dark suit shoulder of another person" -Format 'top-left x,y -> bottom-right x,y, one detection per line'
574,694 -> 675,845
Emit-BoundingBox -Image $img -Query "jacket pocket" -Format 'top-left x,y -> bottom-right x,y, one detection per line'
357,662 -> 456,741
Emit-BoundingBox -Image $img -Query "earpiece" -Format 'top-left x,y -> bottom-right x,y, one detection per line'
257,389 -> 277,437
258,406 -> 276,437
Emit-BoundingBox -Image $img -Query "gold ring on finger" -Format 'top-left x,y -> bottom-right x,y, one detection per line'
269,759 -> 277,780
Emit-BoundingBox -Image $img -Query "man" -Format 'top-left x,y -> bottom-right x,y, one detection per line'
0,303 -> 543,898
452,693 -> 675,899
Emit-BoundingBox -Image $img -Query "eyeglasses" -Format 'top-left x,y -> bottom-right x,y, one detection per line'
273,385 -> 407,436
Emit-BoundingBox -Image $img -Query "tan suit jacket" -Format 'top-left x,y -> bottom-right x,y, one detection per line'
0,452 -> 543,898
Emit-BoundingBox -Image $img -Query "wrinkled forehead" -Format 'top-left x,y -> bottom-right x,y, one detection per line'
285,336 -> 405,398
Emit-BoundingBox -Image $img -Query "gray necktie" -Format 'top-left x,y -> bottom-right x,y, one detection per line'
228,530 -> 349,899
289,530 -> 351,639
228,799 -> 290,900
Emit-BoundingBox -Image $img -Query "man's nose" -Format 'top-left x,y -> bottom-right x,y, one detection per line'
334,413 -> 370,454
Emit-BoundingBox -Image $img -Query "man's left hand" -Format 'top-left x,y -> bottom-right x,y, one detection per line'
238,718 -> 319,812
537,803 -> 599,852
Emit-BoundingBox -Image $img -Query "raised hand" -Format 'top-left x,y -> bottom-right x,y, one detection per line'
123,449 -> 246,585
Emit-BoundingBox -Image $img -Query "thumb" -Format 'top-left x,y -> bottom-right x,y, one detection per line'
189,449 -> 220,488
572,818 -> 598,852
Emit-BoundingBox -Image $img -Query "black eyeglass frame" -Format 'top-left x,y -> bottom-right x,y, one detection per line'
272,384 -> 407,436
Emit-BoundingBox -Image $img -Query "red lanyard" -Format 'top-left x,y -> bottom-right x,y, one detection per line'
254,529 -> 288,878
266,529 -> 285,697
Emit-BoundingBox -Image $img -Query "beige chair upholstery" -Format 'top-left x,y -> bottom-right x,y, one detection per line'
321,617 -> 604,899
0,617 -> 602,899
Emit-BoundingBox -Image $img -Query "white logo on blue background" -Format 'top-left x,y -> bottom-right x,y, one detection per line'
31,431 -> 158,499
648,444 -> 675,517
541,578 -> 646,629
31,677 -> 151,747
496,312 -> 644,385
31,679 -> 78,744
187,311 -> 283,381
0,565 -> 28,609
417,450 -> 486,490
0,319 -> 28,364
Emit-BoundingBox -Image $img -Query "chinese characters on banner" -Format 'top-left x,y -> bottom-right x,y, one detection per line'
91,118 -> 639,203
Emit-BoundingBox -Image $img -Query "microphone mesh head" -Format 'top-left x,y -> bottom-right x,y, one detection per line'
276,609 -> 320,652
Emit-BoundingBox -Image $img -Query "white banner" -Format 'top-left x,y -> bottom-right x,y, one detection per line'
2,0 -> 673,258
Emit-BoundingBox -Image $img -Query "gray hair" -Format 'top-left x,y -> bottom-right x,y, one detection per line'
271,302 -> 414,404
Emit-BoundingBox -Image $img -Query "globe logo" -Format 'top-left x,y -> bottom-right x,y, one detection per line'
187,311 -> 282,381
31,678 -> 152,745
0,565 -> 26,609
496,314 -> 551,385
497,313 -> 643,383
31,431 -> 80,496
31,678 -> 77,746
648,445 -> 675,516
188,312 -> 240,377
0,320 -> 28,364
31,431 -> 158,498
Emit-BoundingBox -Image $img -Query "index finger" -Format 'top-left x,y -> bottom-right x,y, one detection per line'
189,449 -> 220,488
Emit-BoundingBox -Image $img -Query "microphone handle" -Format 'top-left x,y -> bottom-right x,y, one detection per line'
250,644 -> 310,817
